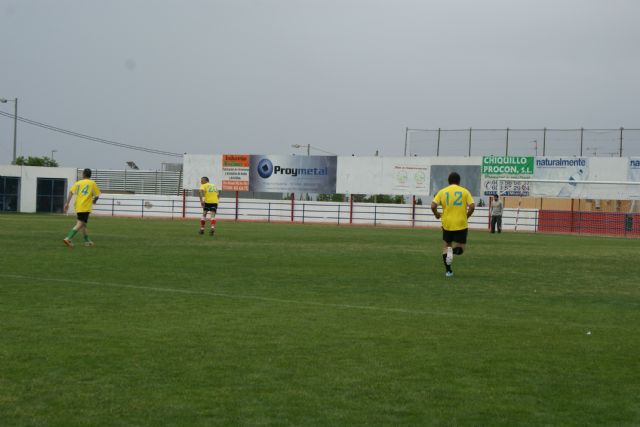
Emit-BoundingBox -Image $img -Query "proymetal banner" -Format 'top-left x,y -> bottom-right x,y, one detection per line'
249,155 -> 337,193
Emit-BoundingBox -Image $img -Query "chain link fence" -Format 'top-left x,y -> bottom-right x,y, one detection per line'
404,128 -> 640,157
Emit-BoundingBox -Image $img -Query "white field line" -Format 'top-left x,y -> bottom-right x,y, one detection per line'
0,273 -> 625,331
2,274 -> 437,315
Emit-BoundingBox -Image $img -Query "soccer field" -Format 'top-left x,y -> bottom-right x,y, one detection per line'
1,214 -> 639,426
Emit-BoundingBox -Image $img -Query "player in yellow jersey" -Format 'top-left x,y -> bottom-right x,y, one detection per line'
431,172 -> 475,277
198,176 -> 219,236
63,168 -> 101,247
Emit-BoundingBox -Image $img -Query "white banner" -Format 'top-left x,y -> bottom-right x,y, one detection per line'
630,158 -> 640,181
533,157 -> 589,198
380,157 -> 430,195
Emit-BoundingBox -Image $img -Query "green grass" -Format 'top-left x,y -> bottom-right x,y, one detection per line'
1,214 -> 639,426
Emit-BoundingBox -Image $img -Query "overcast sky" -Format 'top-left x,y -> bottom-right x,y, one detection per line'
1,0 -> 639,169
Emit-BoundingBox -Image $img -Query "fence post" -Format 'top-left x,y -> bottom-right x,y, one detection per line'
542,127 -> 547,156
302,203 -> 305,224
505,128 -> 510,156
141,199 -> 145,219
112,198 -> 115,217
235,191 -> 239,221
182,189 -> 186,218
468,127 -> 472,157
436,128 -> 441,156
268,202 -> 271,223
620,127 -> 624,157
374,204 -> 377,226
350,195 -> 353,224
412,195 -> 416,228
291,193 -> 295,222
337,204 -> 341,225
404,126 -> 409,156
580,127 -> 584,156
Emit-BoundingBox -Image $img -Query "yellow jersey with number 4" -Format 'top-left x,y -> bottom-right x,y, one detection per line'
71,179 -> 101,213
433,184 -> 474,231
200,183 -> 219,204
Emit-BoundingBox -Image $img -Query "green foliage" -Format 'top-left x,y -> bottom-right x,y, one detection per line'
349,194 -> 406,204
1,216 -> 640,425
14,155 -> 58,167
317,193 -> 346,202
363,194 -> 405,204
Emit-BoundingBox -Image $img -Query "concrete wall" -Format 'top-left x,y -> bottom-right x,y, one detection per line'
0,165 -> 77,213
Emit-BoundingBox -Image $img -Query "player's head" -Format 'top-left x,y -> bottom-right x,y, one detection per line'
82,168 -> 92,178
448,172 -> 461,185
200,176 -> 209,184
494,195 -> 499,200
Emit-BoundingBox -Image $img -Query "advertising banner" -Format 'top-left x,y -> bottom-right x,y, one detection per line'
380,158 -> 430,195
430,164 -> 481,196
221,154 -> 250,191
336,157 -> 383,194
627,158 -> 640,200
533,157 -> 589,197
630,158 -> 640,182
249,155 -> 337,193
481,156 -> 533,196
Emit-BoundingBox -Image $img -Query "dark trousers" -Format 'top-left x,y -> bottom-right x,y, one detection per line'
491,215 -> 502,233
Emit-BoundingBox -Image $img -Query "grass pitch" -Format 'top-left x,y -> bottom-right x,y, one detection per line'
1,214 -> 639,426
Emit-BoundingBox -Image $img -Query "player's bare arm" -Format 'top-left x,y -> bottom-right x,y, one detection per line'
431,201 -> 441,219
63,191 -> 73,213
467,203 -> 475,218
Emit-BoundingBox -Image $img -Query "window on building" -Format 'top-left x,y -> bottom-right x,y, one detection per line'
0,176 -> 20,212
36,178 -> 67,213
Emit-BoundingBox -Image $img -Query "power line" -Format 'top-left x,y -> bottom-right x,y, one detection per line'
0,111 -> 183,157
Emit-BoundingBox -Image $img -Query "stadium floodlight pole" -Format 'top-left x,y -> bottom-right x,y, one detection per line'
0,97 -> 18,164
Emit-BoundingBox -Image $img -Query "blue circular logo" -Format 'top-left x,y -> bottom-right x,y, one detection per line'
257,158 -> 274,178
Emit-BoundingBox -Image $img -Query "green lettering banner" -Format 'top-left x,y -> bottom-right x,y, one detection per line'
482,156 -> 534,175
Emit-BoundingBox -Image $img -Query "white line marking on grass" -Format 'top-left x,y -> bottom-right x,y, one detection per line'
1,274 -> 436,316
0,274 -> 630,330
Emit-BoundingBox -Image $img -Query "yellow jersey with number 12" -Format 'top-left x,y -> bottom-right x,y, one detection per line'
200,183 -> 219,204
433,184 -> 474,231
71,179 -> 101,213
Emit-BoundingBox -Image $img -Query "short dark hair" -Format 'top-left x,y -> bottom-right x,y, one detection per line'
82,168 -> 92,178
494,195 -> 499,199
201,176 -> 209,182
448,172 -> 461,185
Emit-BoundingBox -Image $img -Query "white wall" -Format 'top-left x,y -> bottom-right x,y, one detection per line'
182,154 -> 222,190
0,165 -> 77,213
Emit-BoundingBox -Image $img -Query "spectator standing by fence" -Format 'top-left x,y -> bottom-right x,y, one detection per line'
490,195 -> 503,233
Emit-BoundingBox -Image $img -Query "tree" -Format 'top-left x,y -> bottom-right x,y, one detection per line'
15,156 -> 58,167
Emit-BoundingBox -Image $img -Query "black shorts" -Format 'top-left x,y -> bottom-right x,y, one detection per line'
442,228 -> 468,244
203,203 -> 218,213
76,212 -> 90,223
